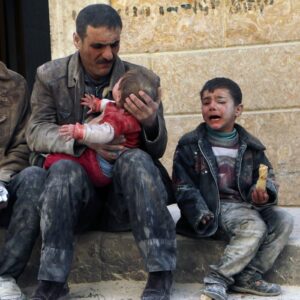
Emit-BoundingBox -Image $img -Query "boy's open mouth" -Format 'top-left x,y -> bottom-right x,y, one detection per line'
209,115 -> 221,120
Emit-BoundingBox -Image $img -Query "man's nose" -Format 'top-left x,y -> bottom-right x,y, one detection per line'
102,45 -> 113,61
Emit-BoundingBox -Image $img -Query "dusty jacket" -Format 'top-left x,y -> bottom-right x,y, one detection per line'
172,123 -> 278,238
0,62 -> 30,183
26,52 -> 167,162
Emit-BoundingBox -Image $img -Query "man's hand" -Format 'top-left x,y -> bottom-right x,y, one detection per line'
124,88 -> 161,127
251,188 -> 269,205
0,183 -> 8,209
81,94 -> 101,114
85,135 -> 126,162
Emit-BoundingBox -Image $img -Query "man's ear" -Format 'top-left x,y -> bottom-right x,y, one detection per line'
235,104 -> 243,117
73,32 -> 81,49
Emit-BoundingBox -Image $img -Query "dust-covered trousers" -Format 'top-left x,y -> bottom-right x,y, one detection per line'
204,201 -> 294,286
0,149 -> 176,282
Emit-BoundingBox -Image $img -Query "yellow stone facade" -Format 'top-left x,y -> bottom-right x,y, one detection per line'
49,0 -> 300,206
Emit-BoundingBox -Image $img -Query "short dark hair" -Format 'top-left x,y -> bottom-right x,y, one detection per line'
118,69 -> 160,106
200,77 -> 242,105
76,4 -> 122,39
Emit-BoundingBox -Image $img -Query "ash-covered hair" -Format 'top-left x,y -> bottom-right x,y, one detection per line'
118,69 -> 160,105
200,77 -> 242,105
76,4 -> 122,39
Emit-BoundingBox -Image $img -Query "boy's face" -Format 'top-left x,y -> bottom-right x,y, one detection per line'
112,78 -> 122,108
201,88 -> 243,132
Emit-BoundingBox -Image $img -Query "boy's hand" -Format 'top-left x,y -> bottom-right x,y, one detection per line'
81,94 -> 101,114
200,212 -> 214,225
251,188 -> 269,205
124,88 -> 161,127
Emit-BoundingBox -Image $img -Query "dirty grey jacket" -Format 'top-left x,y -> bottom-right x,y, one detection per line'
0,62 -> 30,183
26,52 -> 167,162
172,123 -> 278,238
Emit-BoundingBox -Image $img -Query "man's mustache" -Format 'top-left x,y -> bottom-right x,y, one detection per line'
96,58 -> 115,64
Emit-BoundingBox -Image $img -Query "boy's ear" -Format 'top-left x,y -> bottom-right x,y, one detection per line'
235,104 -> 243,117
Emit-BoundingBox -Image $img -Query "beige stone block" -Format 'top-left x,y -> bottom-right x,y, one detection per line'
225,0 -> 300,46
151,44 -> 300,115
162,110 -> 300,206
111,0 -> 224,54
119,54 -> 151,69
49,0 -> 109,59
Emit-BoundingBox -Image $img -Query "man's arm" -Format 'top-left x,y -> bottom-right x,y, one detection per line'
26,68 -> 76,155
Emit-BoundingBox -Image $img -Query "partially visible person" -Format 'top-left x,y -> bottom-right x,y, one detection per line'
172,77 -> 294,300
0,61 -> 31,299
0,61 -> 30,214
0,4 -> 175,300
44,68 -> 160,187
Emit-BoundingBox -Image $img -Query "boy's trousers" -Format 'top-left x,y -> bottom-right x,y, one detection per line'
205,201 -> 293,286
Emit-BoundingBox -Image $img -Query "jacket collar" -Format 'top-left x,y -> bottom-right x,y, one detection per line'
68,52 -> 82,88
0,61 -> 11,80
196,122 -> 266,151
67,52 -> 126,92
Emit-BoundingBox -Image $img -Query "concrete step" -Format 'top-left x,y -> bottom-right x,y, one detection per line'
22,281 -> 300,300
1,207 -> 299,287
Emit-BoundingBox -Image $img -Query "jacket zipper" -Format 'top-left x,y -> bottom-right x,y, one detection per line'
197,140 -> 221,229
236,142 -> 247,202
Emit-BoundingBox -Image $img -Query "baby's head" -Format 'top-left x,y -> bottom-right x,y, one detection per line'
113,69 -> 160,108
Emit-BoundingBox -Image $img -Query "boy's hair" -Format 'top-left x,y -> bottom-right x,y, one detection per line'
76,4 -> 122,39
200,77 -> 242,105
118,69 -> 160,105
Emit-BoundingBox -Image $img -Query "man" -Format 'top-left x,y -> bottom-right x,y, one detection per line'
0,61 -> 31,299
0,4 -> 176,300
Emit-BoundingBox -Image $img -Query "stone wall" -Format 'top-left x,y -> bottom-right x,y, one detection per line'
48,0 -> 300,206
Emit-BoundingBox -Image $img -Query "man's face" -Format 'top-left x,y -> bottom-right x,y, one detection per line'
201,88 -> 243,133
74,25 -> 121,79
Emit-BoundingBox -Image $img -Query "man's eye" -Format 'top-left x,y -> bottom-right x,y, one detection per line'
91,44 -> 105,49
111,41 -> 120,48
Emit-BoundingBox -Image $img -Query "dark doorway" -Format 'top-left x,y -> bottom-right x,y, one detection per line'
0,0 -> 51,92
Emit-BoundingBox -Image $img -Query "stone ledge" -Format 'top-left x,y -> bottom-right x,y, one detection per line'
1,207 -> 298,287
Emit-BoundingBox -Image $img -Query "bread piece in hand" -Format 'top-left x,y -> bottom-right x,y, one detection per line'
256,164 -> 268,190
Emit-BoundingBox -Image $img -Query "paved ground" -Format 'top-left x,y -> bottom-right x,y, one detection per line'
22,281 -> 300,300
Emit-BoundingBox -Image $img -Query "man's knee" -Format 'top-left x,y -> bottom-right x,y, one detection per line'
47,159 -> 86,178
17,166 -> 46,182
115,149 -> 153,175
10,166 -> 46,193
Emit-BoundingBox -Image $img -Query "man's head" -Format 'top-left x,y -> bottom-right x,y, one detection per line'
200,77 -> 243,132
112,69 -> 160,108
73,4 -> 122,79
